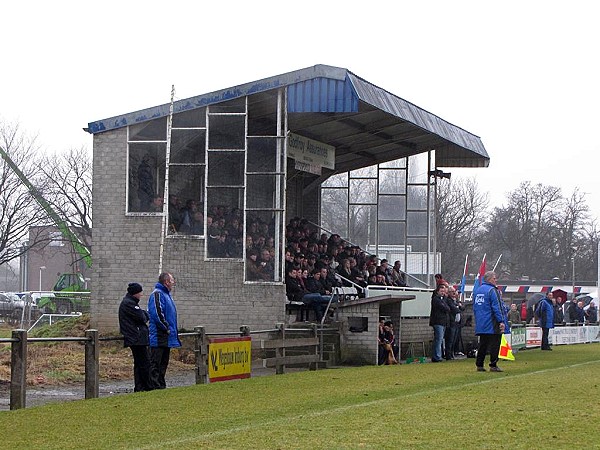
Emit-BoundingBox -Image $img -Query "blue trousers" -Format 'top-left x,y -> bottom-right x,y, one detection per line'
432,325 -> 445,361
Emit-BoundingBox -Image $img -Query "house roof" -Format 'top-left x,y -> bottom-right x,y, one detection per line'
87,64 -> 489,172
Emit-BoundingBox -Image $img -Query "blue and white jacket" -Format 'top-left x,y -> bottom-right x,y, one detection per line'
474,281 -> 509,335
148,282 -> 181,348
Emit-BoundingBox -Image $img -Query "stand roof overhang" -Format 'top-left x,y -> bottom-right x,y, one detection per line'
87,64 -> 489,173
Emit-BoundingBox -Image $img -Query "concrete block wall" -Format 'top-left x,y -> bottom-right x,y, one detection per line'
335,302 -> 380,365
91,129 -> 286,334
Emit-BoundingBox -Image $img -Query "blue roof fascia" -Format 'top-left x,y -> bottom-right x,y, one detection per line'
287,76 -> 359,113
87,65 -> 348,134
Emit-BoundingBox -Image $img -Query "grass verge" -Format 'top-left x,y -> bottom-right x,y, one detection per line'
2,344 -> 600,449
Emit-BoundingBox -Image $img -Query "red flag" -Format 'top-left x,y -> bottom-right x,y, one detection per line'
472,254 -> 487,293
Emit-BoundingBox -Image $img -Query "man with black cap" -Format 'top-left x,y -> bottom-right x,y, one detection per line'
118,282 -> 154,392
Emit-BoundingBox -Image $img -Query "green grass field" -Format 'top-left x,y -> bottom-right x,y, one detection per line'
3,344 -> 600,449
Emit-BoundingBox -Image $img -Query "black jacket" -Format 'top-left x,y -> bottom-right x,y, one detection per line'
118,293 -> 150,347
429,294 -> 451,327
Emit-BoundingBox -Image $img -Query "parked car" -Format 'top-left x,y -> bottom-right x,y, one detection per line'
0,292 -> 40,323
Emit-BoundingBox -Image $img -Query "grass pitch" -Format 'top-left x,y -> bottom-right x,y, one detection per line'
2,344 -> 600,449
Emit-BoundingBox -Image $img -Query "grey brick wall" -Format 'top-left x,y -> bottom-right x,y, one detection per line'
91,129 -> 286,334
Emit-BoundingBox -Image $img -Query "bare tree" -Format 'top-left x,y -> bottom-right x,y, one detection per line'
0,120 -> 48,266
436,177 -> 488,281
483,182 -> 599,281
38,147 -> 92,252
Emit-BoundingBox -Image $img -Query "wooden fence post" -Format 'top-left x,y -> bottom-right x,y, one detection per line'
195,326 -> 208,384
10,329 -> 27,410
85,329 -> 99,399
275,322 -> 285,375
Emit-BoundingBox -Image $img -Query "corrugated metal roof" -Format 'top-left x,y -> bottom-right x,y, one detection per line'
87,64 -> 489,170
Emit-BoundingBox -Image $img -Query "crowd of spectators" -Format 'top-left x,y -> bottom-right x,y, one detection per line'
164,203 -> 411,291
281,217 -> 409,288
282,216 -> 411,321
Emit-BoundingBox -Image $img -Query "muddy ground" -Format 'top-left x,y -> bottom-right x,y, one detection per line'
0,365 -> 300,411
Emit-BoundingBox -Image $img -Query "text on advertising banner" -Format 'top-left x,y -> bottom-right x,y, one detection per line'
208,336 -> 252,383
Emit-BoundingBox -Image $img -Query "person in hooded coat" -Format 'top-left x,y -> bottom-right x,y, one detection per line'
119,282 -> 154,392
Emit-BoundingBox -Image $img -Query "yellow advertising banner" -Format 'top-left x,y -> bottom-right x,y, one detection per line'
208,336 -> 252,382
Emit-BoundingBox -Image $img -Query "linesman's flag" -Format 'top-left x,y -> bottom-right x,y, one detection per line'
498,334 -> 515,361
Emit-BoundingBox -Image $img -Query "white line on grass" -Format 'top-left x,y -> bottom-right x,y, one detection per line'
136,359 -> 600,449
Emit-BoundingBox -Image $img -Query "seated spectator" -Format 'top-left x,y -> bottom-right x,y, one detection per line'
208,232 -> 228,258
336,258 -> 354,287
168,195 -> 184,230
151,196 -> 164,212
180,199 -> 200,230
246,249 -> 267,281
180,211 -> 204,235
379,259 -> 394,285
259,248 -> 275,280
349,258 -> 367,288
391,260 -> 408,287
320,266 -> 341,292
286,267 -> 334,321
375,273 -> 389,286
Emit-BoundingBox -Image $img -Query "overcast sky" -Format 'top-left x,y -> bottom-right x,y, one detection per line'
2,1 -> 598,221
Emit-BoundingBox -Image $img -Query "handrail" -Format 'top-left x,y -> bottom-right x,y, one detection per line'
335,273 -> 364,292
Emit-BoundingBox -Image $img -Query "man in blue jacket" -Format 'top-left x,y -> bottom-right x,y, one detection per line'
148,272 -> 181,389
536,294 -> 555,350
473,271 -> 509,372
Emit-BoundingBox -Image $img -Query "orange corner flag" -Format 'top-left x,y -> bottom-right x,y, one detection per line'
498,334 -> 515,361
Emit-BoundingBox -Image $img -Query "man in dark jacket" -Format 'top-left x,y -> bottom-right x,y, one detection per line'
148,272 -> 181,389
429,283 -> 450,362
119,282 -> 154,392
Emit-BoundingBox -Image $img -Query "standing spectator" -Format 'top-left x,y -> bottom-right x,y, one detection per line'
565,296 -> 579,324
507,304 -> 522,325
536,294 -> 555,350
576,301 -> 586,323
148,272 -> 181,389
520,301 -> 528,322
429,283 -> 450,363
119,282 -> 154,392
586,301 -> 598,323
379,320 -> 399,365
444,286 -> 461,360
473,271 -> 509,372
553,298 -> 564,325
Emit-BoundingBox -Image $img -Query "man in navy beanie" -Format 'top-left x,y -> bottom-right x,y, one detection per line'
119,282 -> 154,392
